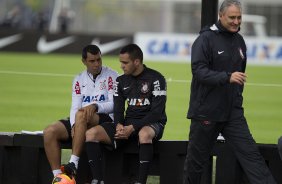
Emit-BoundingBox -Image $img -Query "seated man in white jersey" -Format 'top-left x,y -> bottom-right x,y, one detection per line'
43,45 -> 118,181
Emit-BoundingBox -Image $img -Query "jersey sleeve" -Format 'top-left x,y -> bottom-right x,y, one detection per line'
95,71 -> 118,114
131,75 -> 167,130
69,75 -> 83,127
113,76 -> 126,125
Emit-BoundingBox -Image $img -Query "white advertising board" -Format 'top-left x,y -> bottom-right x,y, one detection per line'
135,32 -> 282,65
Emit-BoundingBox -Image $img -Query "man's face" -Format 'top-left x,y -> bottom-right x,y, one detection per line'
82,52 -> 102,75
119,53 -> 137,75
219,4 -> 242,33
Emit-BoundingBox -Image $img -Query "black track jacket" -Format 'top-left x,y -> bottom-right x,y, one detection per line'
187,21 -> 247,122
114,65 -> 167,130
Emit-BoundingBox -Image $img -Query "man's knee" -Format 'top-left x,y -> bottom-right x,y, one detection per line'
44,124 -> 57,139
85,127 -> 100,142
138,128 -> 154,143
43,122 -> 67,141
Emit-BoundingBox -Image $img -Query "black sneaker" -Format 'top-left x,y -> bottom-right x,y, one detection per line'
61,162 -> 77,178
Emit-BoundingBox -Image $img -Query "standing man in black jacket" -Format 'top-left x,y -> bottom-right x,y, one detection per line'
183,0 -> 276,183
115,43 -> 167,184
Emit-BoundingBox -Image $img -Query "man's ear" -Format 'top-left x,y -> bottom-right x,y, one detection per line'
134,59 -> 140,66
219,12 -> 223,18
82,58 -> 86,65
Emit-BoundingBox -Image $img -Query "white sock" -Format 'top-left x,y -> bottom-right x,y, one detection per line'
69,154 -> 79,168
52,169 -> 62,177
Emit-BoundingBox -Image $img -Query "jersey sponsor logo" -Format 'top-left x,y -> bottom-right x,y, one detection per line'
127,98 -> 150,106
75,81 -> 81,94
108,76 -> 113,90
37,36 -> 76,53
153,80 -> 166,96
153,80 -> 161,91
141,82 -> 149,93
152,90 -> 166,96
0,34 -> 22,49
113,82 -> 119,96
83,94 -> 106,102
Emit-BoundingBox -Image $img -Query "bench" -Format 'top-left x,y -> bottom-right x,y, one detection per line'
0,132 -> 282,184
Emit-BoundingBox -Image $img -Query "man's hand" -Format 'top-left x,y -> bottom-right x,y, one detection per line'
115,124 -> 135,139
230,72 -> 247,85
79,104 -> 97,122
116,123 -> 124,133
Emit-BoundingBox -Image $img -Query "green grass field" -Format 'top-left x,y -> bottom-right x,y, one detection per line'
0,52 -> 281,144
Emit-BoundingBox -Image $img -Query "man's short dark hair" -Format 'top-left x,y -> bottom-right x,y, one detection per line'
120,44 -> 143,63
82,45 -> 101,60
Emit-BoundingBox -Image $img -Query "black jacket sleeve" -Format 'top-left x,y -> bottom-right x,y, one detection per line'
191,34 -> 230,86
113,76 -> 125,125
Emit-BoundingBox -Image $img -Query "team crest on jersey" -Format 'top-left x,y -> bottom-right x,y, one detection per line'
141,82 -> 149,93
238,48 -> 245,60
100,80 -> 106,90
75,81 -> 81,94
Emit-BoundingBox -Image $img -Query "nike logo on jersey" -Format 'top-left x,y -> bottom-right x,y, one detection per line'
140,160 -> 149,164
91,38 -> 130,54
0,34 -> 22,49
37,36 -> 76,53
218,51 -> 224,54
123,86 -> 130,90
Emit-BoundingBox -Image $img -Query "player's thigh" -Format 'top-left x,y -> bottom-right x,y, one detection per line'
87,113 -> 100,128
44,120 -> 69,141
86,123 -> 113,144
87,113 -> 112,128
138,126 -> 156,143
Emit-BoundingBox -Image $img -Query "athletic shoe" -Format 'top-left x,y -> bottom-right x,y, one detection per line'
61,162 -> 77,178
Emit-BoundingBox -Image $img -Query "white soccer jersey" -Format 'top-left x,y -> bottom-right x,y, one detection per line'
70,66 -> 118,127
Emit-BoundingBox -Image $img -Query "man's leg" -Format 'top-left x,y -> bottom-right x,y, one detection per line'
223,117 -> 277,184
136,123 -> 164,184
63,110 -> 100,176
183,120 -> 221,184
43,119 -> 70,177
85,123 -> 114,184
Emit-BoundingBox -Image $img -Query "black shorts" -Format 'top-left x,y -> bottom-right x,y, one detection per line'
59,117 -> 72,142
60,114 -> 113,142
100,122 -> 165,150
